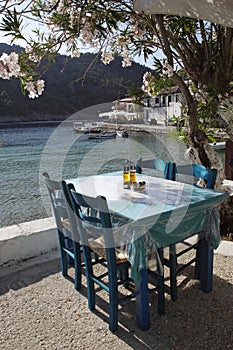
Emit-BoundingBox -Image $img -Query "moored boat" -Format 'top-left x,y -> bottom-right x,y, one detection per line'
88,131 -> 116,140
116,130 -> 129,138
209,141 -> 226,150
73,122 -> 102,134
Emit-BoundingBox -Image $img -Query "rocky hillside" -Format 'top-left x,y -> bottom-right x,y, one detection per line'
0,43 -> 150,122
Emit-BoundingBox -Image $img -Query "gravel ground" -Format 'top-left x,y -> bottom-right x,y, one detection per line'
0,251 -> 232,350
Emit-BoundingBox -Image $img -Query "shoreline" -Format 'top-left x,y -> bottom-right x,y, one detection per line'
95,121 -> 176,133
0,119 -> 176,133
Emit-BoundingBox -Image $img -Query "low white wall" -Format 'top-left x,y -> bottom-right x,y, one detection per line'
0,217 -> 58,266
0,217 -> 232,267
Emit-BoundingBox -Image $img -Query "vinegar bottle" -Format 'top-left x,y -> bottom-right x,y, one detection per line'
123,166 -> 130,185
130,165 -> 137,183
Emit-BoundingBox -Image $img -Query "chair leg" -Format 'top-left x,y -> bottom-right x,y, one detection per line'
60,250 -> 68,276
58,230 -> 68,277
84,246 -> 95,311
73,241 -> 82,291
135,268 -> 150,330
64,236 -> 74,266
169,244 -> 177,301
109,285 -> 118,331
157,248 -> 165,315
109,268 -> 118,331
194,241 -> 200,280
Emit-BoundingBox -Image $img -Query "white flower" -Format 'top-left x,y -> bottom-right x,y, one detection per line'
71,50 -> 81,58
101,51 -> 114,65
122,56 -> 132,67
142,72 -> 154,96
25,45 -> 41,63
57,0 -> 64,14
0,52 -> 21,79
143,71 -> 153,84
129,22 -> 146,38
79,24 -> 98,46
162,61 -> 174,78
69,10 -> 76,28
116,35 -> 130,48
25,79 -> 45,99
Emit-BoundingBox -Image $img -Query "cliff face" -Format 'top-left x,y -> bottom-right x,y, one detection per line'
0,44 -> 149,122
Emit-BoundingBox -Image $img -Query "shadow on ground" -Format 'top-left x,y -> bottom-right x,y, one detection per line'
0,254 -> 232,350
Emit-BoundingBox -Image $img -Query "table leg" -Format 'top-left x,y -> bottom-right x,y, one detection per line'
199,238 -> 214,293
135,268 -> 150,330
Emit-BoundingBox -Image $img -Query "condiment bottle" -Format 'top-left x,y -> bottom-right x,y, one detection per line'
130,165 -> 137,183
123,166 -> 130,185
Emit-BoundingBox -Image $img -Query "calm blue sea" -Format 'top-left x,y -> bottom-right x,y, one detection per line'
0,123 -> 187,227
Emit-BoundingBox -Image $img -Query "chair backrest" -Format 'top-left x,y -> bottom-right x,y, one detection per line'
136,158 -> 176,180
43,172 -> 65,225
43,173 -> 77,236
65,184 -> 117,263
174,164 -> 217,189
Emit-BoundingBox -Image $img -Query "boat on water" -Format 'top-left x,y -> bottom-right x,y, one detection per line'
88,131 -> 117,140
116,130 -> 129,138
209,141 -> 226,150
73,122 -> 102,134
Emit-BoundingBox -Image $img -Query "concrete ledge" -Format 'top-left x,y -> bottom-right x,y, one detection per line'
0,217 -> 58,266
215,239 -> 233,256
182,235 -> 233,256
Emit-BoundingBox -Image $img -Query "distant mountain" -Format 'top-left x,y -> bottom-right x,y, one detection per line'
0,43 -> 150,122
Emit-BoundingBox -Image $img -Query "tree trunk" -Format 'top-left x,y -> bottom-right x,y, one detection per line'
218,97 -> 233,141
178,85 -> 225,186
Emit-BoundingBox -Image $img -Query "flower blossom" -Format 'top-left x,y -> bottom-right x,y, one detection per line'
129,22 -> 146,38
80,26 -> 98,46
25,79 -> 45,99
69,10 -> 76,28
71,49 -> 81,58
25,45 -> 41,63
0,52 -> 21,80
57,0 -> 65,14
142,72 -> 154,96
122,51 -> 132,67
101,51 -> 114,65
116,35 -> 131,48
162,61 -> 174,78
142,72 -> 153,86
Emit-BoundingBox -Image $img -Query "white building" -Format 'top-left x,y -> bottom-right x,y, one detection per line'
99,97 -> 143,122
144,86 -> 185,125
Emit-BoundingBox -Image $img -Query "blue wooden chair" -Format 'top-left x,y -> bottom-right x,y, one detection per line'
136,157 -> 176,180
65,183 -> 131,332
43,173 -> 83,290
165,164 -> 217,301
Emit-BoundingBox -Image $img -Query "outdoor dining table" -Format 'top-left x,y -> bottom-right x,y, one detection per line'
68,171 -> 228,330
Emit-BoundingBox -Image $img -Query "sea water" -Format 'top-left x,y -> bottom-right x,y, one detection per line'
0,123 -> 187,227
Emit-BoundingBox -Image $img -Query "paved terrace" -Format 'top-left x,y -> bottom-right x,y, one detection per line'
0,219 -> 233,349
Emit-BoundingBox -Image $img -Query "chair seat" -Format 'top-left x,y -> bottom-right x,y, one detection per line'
90,236 -> 128,264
